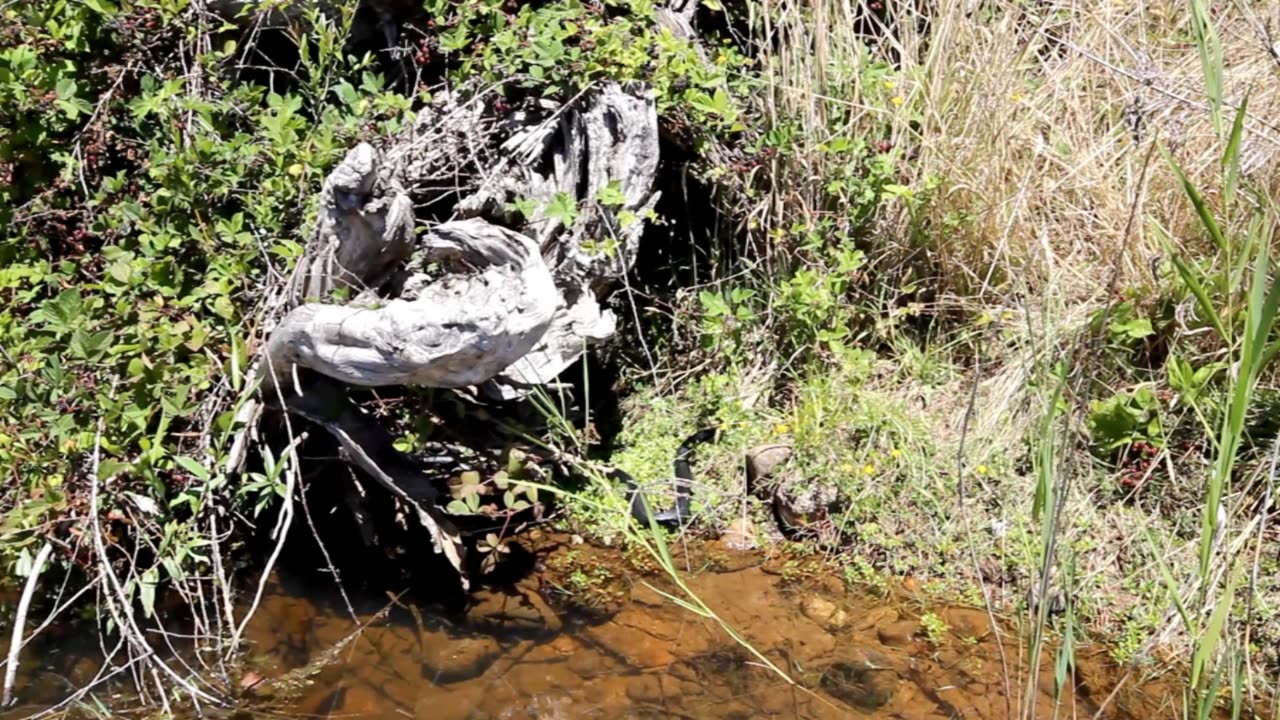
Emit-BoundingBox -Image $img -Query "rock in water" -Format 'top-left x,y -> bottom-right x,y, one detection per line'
719,516 -> 757,551
799,596 -> 851,630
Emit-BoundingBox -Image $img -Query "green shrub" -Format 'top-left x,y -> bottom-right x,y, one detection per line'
0,0 -> 417,574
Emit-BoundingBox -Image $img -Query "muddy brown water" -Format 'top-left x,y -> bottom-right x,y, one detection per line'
2,536 -> 1196,719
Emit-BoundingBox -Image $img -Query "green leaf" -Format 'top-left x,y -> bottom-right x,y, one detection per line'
82,0 -> 120,15
30,289 -> 83,332
108,259 -> 133,284
545,192 -> 579,227
174,456 -> 211,482
1111,316 -> 1154,341
596,180 -> 626,207
333,81 -> 359,107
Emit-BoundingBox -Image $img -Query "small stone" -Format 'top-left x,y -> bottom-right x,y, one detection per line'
942,607 -> 992,640
421,635 -> 502,685
626,674 -> 680,703
800,596 -> 850,630
583,621 -> 677,669
773,480 -> 841,532
877,620 -> 919,648
719,516 -> 757,551
337,683 -> 383,715
238,671 -> 264,691
745,444 -> 794,492
855,607 -> 899,631
819,662 -> 900,711
549,635 -> 577,655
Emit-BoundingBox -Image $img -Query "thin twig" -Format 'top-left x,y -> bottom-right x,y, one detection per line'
298,471 -> 359,623
224,366 -> 304,658
88,420 -> 223,706
2,541 -> 52,707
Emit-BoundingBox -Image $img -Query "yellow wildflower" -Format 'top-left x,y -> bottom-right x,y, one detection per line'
1011,91 -> 1024,102
863,464 -> 876,476
882,79 -> 896,90
976,464 -> 989,475
891,95 -> 905,107
774,423 -> 791,435
890,448 -> 902,459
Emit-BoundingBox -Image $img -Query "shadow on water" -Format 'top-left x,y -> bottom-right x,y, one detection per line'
128,538 -> 1223,719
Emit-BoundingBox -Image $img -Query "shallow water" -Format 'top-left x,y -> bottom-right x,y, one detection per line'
0,533 -> 1206,719
219,537 -> 1190,720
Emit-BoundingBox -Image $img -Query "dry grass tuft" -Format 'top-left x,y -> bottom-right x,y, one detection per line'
752,0 -> 1280,304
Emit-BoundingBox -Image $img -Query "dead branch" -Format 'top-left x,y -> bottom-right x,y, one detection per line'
89,422 -> 225,707
2,541 -> 52,707
284,382 -> 469,589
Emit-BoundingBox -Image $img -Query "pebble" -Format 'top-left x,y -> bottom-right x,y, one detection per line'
745,444 -> 794,490
800,596 -> 851,630
877,620 -> 919,648
719,516 -> 757,551
819,662 -> 901,711
942,607 -> 992,640
855,606 -> 899,631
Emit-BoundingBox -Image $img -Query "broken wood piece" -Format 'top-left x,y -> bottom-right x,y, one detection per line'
287,143 -> 417,307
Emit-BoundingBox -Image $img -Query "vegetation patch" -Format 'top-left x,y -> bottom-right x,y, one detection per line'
5,0 -> 1280,716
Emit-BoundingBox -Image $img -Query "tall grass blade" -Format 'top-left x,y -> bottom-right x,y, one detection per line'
1188,0 -> 1224,136
1201,223 -> 1278,571
1160,240 -> 1229,344
1222,93 -> 1248,210
1163,144 -> 1227,253
1032,364 -> 1068,523
1145,527 -> 1194,632
641,582 -> 714,617
1053,594 -> 1076,698
1192,565 -> 1238,691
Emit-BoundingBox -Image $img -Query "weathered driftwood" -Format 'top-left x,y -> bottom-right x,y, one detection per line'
270,83 -> 660,396
257,81 -> 662,585
269,217 -> 559,388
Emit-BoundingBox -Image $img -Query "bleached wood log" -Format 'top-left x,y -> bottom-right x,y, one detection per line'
481,289 -> 619,399
475,84 -> 661,397
269,218 -> 559,388
287,143 -> 417,307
